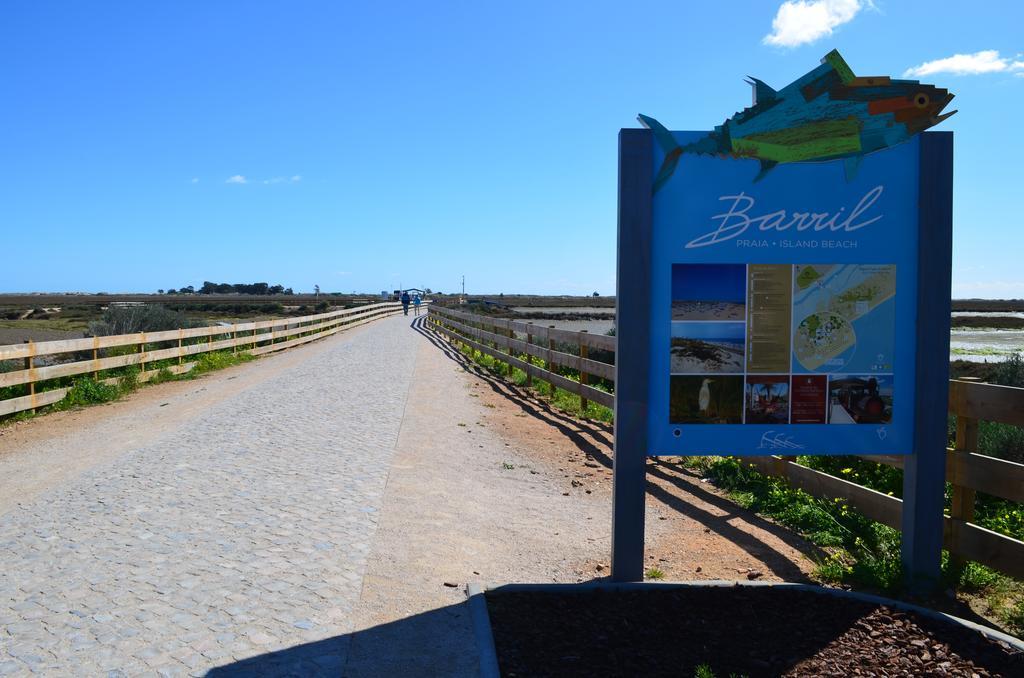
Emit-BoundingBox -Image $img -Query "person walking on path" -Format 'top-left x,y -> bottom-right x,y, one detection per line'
401,290 -> 411,316
413,294 -> 422,316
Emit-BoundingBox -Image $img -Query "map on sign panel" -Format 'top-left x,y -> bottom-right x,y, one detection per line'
792,264 -> 896,374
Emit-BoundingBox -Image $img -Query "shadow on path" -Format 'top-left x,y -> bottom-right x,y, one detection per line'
206,600 -> 477,677
411,316 -> 818,581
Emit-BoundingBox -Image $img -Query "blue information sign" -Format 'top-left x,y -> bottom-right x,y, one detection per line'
648,133 -> 920,456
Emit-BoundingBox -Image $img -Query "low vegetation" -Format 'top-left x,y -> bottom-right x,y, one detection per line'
88,304 -> 194,336
454,342 -> 614,423
1,350 -> 255,426
440,320 -> 1024,635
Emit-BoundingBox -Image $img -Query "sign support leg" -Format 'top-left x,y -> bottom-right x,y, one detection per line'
612,129 -> 653,582
901,132 -> 953,593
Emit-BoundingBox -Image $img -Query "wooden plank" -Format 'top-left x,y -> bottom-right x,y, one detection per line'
746,456 -> 902,529
950,380 -> 1024,426
745,456 -> 1024,580
950,415 -> 980,569
430,307 -> 616,351
857,450 -> 1024,504
439,315 -> 616,381
0,388 -> 67,416
945,518 -> 1024,580
435,322 -> 614,408
0,305 -> 404,412
948,452 -> 1024,504
0,302 -> 405,360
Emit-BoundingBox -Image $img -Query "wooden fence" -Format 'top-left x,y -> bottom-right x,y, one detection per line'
428,305 -> 1024,580
0,302 -> 409,417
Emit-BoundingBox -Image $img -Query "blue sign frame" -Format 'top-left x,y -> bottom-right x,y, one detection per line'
649,132 -> 919,456
612,129 -> 952,589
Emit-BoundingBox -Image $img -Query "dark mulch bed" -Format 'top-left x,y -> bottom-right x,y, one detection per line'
486,587 -> 1024,677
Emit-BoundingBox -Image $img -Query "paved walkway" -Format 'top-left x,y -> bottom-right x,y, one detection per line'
0,316 -> 420,676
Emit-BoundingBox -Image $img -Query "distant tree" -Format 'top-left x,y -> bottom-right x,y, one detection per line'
284,288 -> 294,295
166,288 -> 177,295
593,291 -> 600,297
424,288 -> 432,294
182,285 -> 195,294
157,289 -> 164,295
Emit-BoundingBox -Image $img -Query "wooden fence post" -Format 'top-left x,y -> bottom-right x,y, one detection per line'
139,332 -> 146,375
24,339 -> 35,413
178,331 -> 183,367
548,325 -> 557,397
507,325 -> 515,376
93,337 -> 100,378
950,413 -> 979,571
579,330 -> 589,415
526,323 -> 534,387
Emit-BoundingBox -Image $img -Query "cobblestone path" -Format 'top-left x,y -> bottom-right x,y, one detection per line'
0,316 -> 419,676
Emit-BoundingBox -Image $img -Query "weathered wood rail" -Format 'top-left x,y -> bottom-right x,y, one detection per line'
428,305 -> 1024,580
0,302 -> 409,417
428,305 -> 615,409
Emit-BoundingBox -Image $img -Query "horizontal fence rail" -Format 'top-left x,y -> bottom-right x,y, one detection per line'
0,302 -> 412,417
427,304 -> 1024,580
428,305 -> 614,409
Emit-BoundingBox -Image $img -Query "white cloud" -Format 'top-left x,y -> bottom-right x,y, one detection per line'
261,175 -> 303,185
226,175 -> 247,184
904,50 -> 1024,77
763,0 -> 867,48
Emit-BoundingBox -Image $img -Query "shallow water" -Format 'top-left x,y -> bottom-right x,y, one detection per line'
516,308 -> 1024,362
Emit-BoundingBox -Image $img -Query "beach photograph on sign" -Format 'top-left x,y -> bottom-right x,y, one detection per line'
670,263 -> 746,320
669,321 -> 745,373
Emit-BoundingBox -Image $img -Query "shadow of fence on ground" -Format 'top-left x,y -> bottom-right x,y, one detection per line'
412,315 -> 818,581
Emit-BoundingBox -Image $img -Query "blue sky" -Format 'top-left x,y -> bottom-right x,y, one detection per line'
2,1 -> 1022,297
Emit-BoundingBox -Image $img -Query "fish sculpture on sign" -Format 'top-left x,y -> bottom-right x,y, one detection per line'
639,49 -> 956,192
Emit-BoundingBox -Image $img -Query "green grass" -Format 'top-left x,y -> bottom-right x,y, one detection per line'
950,347 -> 1015,356
1,350 -> 255,426
454,341 -> 614,422
645,567 -> 666,580
678,456 -> 1024,635
0,318 -> 89,332
189,350 -> 255,376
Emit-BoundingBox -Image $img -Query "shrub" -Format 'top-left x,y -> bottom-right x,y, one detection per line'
89,305 -> 194,336
993,351 -> 1024,388
59,378 -> 121,407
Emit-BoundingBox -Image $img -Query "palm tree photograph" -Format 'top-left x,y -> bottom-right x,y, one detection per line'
744,375 -> 791,424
